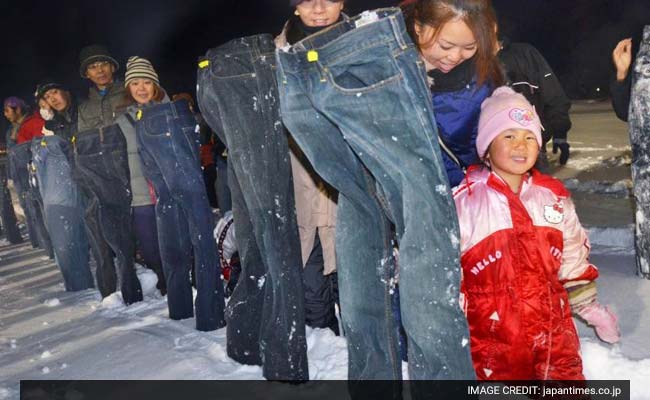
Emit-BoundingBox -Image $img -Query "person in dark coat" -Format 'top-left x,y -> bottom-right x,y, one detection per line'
498,38 -> 573,166
611,37 -> 633,122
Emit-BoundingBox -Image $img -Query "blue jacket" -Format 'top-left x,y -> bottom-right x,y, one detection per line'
428,60 -> 493,187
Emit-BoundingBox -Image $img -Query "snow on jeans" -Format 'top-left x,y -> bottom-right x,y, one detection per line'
73,125 -> 143,305
135,99 -> 225,332
31,136 -> 94,291
196,35 -> 308,380
276,7 -> 476,385
9,141 -> 53,256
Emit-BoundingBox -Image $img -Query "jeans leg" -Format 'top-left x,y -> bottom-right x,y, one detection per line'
225,163 -> 265,365
0,165 -> 22,244
83,193 -> 117,297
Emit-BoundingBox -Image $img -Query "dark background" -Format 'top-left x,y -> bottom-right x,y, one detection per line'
1,0 -> 649,112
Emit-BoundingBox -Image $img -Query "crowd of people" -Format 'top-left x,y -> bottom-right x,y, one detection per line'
1,0 -> 639,390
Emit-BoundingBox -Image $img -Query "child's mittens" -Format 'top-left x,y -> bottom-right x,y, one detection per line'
576,302 -> 621,344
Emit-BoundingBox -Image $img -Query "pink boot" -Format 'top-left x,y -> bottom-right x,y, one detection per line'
577,302 -> 621,344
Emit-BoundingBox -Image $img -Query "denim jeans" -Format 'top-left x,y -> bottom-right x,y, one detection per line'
72,130 -> 121,301
135,100 -> 225,332
215,155 -> 231,213
0,160 -> 22,244
31,136 -> 94,291
630,25 -> 650,278
9,141 -> 53,256
197,35 -> 308,380
276,8 -> 475,384
74,126 -> 143,305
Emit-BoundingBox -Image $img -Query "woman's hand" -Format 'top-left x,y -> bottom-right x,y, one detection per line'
612,38 -> 633,82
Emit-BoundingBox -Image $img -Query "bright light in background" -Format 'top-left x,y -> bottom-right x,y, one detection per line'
596,87 -> 601,92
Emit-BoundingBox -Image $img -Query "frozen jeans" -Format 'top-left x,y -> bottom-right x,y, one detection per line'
197,35 -> 308,380
135,99 -> 225,332
9,141 -> 53,256
74,125 -> 143,305
276,7 -> 475,386
0,160 -> 22,244
31,136 -> 94,291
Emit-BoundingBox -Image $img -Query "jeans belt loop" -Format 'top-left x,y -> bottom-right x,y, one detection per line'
389,15 -> 408,50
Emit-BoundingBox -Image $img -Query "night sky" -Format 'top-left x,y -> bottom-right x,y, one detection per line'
1,0 -> 649,113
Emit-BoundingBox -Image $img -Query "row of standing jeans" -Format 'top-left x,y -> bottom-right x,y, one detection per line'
135,100 -> 225,332
274,7 -> 475,391
8,142 -> 54,258
31,136 -> 95,291
74,126 -> 143,305
197,36 -> 308,380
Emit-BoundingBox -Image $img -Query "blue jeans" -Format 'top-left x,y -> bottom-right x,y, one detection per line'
215,155 -> 231,213
9,141 -> 53,257
197,35 -> 308,380
74,126 -> 143,305
0,160 -> 22,244
135,100 -> 225,332
276,8 -> 475,383
31,136 -> 94,291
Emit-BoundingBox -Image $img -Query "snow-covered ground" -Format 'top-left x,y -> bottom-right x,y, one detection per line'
1,101 -> 649,400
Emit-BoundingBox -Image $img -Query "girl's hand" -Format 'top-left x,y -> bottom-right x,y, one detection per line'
612,38 -> 633,81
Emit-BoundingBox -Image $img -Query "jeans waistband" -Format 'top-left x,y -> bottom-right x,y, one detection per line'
278,8 -> 409,73
10,141 -> 33,160
75,124 -> 125,153
138,100 -> 194,122
200,34 -> 276,63
33,134 -> 71,153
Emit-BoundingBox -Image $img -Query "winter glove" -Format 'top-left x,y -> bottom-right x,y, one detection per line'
214,211 -> 237,260
576,302 -> 620,344
552,139 -> 570,165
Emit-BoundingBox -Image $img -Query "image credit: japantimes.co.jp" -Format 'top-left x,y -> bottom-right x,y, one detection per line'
467,380 -> 630,400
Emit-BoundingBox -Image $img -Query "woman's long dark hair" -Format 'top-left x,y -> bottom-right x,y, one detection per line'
401,0 -> 503,86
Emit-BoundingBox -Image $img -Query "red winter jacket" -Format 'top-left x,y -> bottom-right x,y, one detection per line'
16,112 -> 45,144
453,167 -> 598,380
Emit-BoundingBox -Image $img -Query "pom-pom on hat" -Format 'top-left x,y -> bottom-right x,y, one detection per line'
476,86 -> 543,159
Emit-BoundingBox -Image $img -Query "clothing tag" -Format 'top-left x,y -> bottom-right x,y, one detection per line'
198,60 -> 210,69
307,50 -> 319,62
355,11 -> 379,29
136,110 -> 143,121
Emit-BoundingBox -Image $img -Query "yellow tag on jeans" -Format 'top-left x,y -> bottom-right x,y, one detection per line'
198,60 -> 210,69
307,50 -> 318,62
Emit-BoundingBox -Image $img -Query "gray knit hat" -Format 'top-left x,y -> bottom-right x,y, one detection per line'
124,56 -> 160,87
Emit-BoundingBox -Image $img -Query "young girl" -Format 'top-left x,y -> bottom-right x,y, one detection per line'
402,0 -> 504,187
453,86 -> 620,380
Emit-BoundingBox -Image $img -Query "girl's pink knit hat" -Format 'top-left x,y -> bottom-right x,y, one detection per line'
476,86 -> 543,159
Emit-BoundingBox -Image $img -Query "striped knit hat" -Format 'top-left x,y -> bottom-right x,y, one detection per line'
124,56 -> 159,88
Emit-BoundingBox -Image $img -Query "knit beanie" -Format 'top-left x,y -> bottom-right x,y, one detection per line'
124,56 -> 159,88
476,86 -> 543,159
78,44 -> 119,78
35,79 -> 65,99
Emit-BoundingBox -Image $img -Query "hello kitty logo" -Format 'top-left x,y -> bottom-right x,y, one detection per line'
509,108 -> 534,126
543,202 -> 564,224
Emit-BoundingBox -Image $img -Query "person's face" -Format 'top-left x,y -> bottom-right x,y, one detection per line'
296,0 -> 343,27
43,89 -> 68,112
3,105 -> 21,123
128,78 -> 155,105
85,60 -> 115,89
486,128 -> 539,192
415,18 -> 478,72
